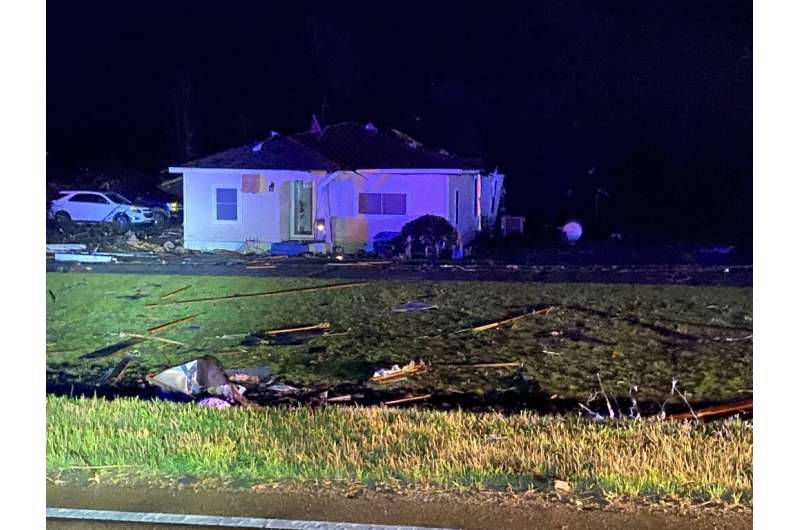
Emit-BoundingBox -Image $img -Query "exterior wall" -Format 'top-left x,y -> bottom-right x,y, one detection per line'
321,171 -> 450,251
179,167 -> 487,253
448,171 -> 481,244
182,169 -> 319,251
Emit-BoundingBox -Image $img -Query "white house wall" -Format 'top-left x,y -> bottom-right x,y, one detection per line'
322,171 -> 450,251
182,169 -> 318,251
448,172 -> 481,244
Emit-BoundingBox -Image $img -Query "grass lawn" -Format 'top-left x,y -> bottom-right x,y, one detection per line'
46,272 -> 752,404
46,396 -> 752,504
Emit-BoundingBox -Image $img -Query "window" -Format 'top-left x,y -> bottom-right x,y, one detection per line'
381,194 -> 407,215
69,193 -> 108,204
358,193 -> 382,214
358,193 -> 407,215
455,190 -> 460,224
215,188 -> 238,221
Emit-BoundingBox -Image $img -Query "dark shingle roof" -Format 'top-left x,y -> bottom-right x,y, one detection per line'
294,122 -> 482,170
174,135 -> 340,171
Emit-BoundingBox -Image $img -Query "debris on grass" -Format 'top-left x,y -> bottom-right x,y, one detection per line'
159,285 -> 191,300
146,282 -> 367,307
265,322 -> 331,335
146,314 -> 198,334
457,306 -> 554,333
96,355 -> 132,386
47,244 -> 88,253
197,397 -> 231,409
242,324 -> 335,346
146,356 -> 259,408
670,399 -> 753,421
392,300 -> 439,312
120,333 -> 186,346
370,359 -> 429,384
55,253 -> 115,263
445,361 -> 524,369
224,366 -> 272,384
81,337 -> 144,360
383,393 -> 432,406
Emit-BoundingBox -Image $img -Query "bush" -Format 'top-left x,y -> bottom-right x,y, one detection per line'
393,215 -> 460,258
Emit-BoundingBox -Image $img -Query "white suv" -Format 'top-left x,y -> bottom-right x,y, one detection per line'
49,190 -> 154,230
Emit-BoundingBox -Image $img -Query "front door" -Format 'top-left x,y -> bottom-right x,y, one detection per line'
290,180 -> 314,239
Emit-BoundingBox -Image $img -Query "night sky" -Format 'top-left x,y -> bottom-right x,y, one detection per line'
47,1 -> 752,240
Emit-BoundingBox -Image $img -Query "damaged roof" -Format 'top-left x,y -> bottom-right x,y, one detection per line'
294,122 -> 482,170
171,122 -> 482,172
172,134 -> 341,171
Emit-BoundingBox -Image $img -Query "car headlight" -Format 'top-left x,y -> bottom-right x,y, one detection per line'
168,202 -> 179,212
130,207 -> 142,213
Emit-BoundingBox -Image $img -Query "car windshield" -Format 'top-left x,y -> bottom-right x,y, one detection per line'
105,192 -> 131,204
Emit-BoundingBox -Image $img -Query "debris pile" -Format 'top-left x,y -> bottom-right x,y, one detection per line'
370,359 -> 429,384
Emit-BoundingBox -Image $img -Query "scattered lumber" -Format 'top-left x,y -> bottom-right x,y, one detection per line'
446,362 -> 524,369
81,314 -> 197,360
97,355 -> 132,386
160,285 -> 191,300
669,399 -> 752,421
384,394 -> 432,406
146,314 -> 198,334
146,282 -> 367,307
370,360 -> 429,384
265,322 -> 331,335
457,306 -> 554,333
121,333 -> 187,346
245,265 -> 277,269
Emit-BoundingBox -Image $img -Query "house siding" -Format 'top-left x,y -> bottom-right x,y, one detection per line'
182,169 -> 319,251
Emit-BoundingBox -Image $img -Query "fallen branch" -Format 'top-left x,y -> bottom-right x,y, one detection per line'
146,282 -> 367,307
384,394 -> 432,406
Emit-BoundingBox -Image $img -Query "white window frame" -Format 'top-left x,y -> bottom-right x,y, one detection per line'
212,186 -> 242,224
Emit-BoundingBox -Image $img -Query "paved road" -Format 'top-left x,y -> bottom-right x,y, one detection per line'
46,256 -> 753,287
47,484 -> 751,530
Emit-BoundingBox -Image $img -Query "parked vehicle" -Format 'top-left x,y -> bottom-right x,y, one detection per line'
131,191 -> 183,224
48,190 -> 155,231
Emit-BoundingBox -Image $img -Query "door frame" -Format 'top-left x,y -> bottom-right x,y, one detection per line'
289,179 -> 315,240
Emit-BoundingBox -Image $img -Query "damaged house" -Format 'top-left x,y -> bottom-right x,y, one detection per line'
168,122 -> 505,253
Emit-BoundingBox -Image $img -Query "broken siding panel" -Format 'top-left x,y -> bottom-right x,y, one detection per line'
448,172 -> 480,244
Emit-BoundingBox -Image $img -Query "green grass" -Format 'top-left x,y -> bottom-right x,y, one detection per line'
46,396 -> 752,504
46,272 -> 752,402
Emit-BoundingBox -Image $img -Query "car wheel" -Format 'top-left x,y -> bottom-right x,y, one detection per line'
113,213 -> 131,233
55,211 -> 72,230
152,209 -> 168,227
